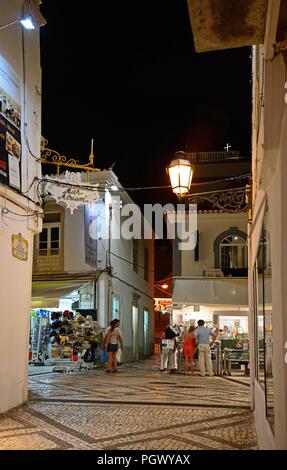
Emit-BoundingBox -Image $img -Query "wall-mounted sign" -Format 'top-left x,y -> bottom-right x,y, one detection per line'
0,55 -> 21,190
12,233 -> 28,261
44,171 -> 100,214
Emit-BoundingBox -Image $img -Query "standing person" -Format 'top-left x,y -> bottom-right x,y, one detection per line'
194,319 -> 216,377
103,319 -> 123,373
160,327 -> 177,372
183,325 -> 196,375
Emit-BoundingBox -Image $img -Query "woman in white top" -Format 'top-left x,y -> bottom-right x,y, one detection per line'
103,319 -> 123,373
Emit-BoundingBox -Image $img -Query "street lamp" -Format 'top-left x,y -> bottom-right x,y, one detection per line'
167,151 -> 193,197
0,1 -> 46,31
167,150 -> 251,213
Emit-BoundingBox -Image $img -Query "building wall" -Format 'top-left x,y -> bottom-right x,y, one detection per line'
64,206 -> 93,273
34,181 -> 155,362
250,46 -> 287,449
0,0 -> 43,413
180,212 -> 248,277
106,192 -> 154,361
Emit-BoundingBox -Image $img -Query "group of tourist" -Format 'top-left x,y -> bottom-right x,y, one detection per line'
160,320 -> 217,377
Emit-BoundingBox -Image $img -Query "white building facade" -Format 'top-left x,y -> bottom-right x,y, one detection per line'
0,0 -> 44,413
187,0 -> 287,449
32,171 -> 155,363
173,211 -> 248,331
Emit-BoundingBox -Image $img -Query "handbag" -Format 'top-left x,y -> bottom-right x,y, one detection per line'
116,348 -> 122,364
101,350 -> 108,363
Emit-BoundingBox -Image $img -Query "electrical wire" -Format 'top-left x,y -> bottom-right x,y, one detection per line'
154,285 -> 172,297
110,273 -> 154,301
108,250 -> 155,273
33,172 -> 251,197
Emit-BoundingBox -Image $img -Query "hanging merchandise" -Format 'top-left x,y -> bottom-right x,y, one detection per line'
49,311 -> 105,372
29,310 -> 50,365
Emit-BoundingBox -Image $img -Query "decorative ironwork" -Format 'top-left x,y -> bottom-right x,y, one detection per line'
184,186 -> 251,213
43,172 -> 100,214
40,137 -> 101,177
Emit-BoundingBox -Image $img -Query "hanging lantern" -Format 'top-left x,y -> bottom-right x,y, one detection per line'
167,152 -> 193,196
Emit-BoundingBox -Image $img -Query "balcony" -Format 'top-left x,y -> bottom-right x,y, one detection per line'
33,249 -> 64,274
203,267 -> 248,278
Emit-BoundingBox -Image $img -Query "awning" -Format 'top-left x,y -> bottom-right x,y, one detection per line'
173,277 -> 248,307
31,280 -> 90,308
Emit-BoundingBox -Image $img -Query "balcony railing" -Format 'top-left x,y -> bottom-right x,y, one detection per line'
33,249 -> 63,273
203,268 -> 248,278
186,150 -> 241,164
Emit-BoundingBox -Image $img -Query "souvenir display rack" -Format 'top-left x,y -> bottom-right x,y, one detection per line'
49,311 -> 105,372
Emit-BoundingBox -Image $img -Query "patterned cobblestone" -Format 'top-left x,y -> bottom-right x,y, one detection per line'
0,357 -> 257,450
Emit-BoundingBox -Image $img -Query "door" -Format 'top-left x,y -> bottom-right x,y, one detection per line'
132,305 -> 139,361
143,309 -> 149,356
112,295 -> 120,321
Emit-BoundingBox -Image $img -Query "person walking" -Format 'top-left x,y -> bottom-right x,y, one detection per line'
103,319 -> 123,373
194,319 -> 216,377
183,325 -> 196,375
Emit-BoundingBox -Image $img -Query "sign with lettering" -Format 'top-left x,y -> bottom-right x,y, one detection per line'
44,172 -> 100,214
0,55 -> 21,189
12,233 -> 28,261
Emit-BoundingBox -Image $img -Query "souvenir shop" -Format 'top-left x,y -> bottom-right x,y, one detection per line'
170,305 -> 250,376
29,308 -> 105,372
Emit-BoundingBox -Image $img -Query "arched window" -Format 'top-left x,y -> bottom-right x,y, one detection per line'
214,228 -> 247,275
220,235 -> 247,269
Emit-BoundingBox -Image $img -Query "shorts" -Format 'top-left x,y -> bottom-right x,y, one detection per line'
107,343 -> 118,352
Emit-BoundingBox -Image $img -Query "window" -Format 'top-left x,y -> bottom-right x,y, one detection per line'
214,228 -> 248,275
254,206 -> 274,433
133,239 -> 139,273
38,212 -> 61,256
144,246 -> 149,281
220,235 -> 247,269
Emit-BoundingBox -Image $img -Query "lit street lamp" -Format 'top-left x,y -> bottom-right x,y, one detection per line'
167,151 -> 193,197
167,150 -> 251,213
0,1 -> 46,31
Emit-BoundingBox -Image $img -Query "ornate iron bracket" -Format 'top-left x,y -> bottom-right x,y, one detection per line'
40,137 -> 101,179
184,185 -> 251,213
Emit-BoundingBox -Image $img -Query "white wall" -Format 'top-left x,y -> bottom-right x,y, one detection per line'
64,206 -> 90,273
250,46 -> 287,449
61,183 -> 154,360
181,212 -> 248,277
107,193 -> 154,360
0,1 -> 43,413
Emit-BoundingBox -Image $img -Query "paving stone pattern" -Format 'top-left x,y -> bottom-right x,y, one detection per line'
0,357 -> 257,450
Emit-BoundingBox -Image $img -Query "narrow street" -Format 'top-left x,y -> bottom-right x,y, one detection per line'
0,357 -> 257,450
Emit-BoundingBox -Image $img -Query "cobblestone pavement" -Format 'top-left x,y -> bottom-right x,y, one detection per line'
0,357 -> 257,450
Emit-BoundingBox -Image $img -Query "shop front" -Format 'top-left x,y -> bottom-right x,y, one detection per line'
171,299 -> 250,377
29,280 -> 105,373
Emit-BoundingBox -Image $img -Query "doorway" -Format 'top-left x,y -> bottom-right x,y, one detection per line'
132,305 -> 139,360
143,309 -> 149,356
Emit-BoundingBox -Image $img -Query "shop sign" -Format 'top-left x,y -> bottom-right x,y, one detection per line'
0,55 -> 21,190
44,172 -> 100,214
154,299 -> 172,313
12,233 -> 28,261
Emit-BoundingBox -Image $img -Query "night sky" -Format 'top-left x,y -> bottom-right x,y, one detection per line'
40,1 -> 252,206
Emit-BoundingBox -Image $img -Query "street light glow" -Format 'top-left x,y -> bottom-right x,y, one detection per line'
20,16 -> 35,29
167,155 -> 193,196
161,284 -> 168,289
